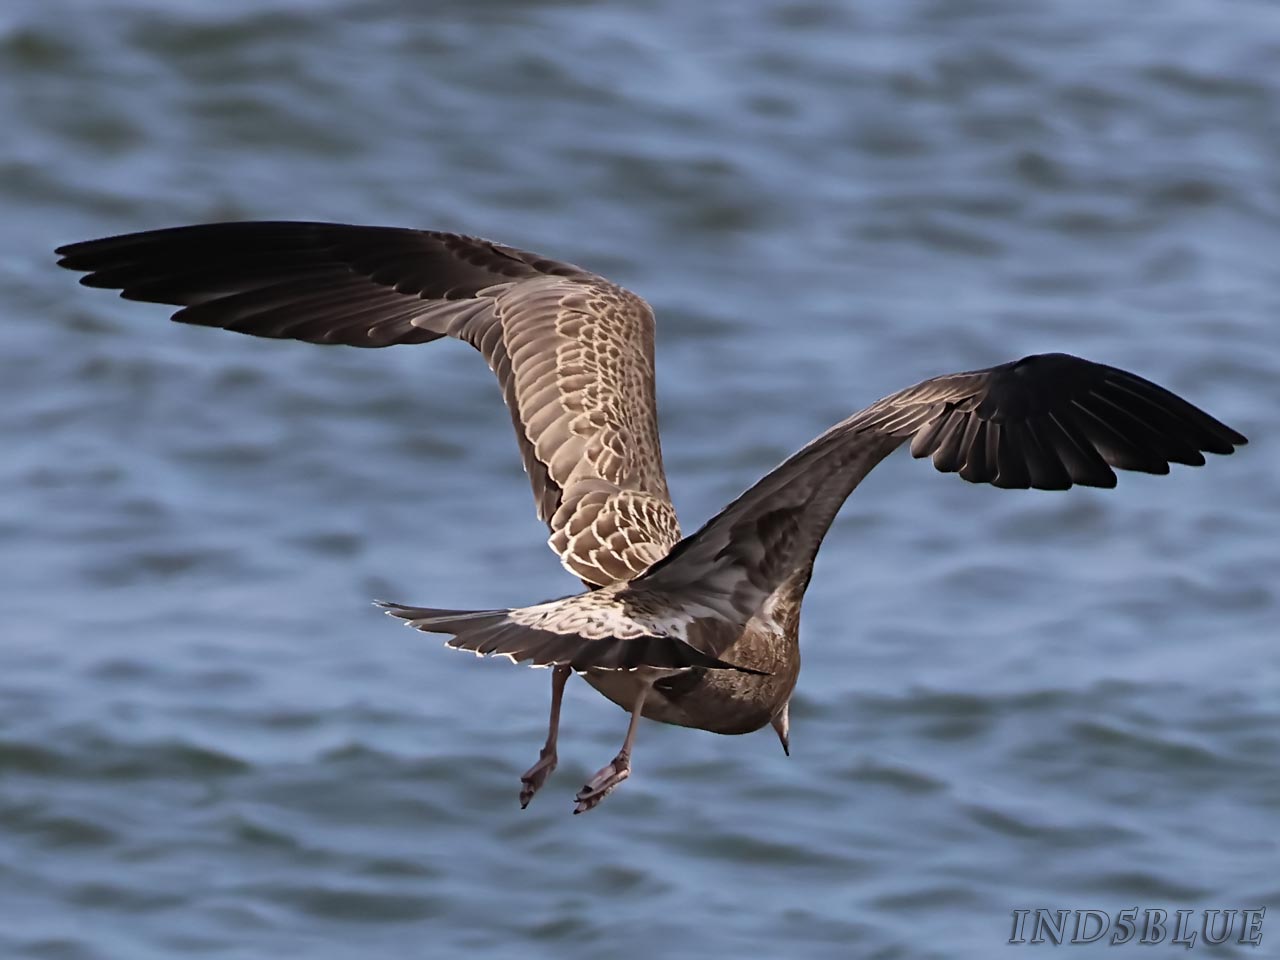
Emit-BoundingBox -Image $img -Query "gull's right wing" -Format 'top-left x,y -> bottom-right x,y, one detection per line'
634,352 -> 1247,626
57,221 -> 682,586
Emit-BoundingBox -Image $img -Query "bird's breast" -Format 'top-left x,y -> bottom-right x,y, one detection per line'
583,621 -> 800,735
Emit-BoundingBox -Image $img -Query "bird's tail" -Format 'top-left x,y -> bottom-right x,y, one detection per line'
375,598 -> 765,674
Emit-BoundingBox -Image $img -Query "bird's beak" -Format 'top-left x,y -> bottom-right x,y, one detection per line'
771,701 -> 791,757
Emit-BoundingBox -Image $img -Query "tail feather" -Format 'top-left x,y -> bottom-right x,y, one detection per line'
375,601 -> 508,629
374,599 -> 765,675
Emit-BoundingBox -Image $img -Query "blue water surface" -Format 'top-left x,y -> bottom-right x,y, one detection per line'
1,1 -> 1276,957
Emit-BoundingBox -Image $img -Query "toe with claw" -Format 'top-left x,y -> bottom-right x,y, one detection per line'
573,752 -> 631,814
519,748 -> 558,809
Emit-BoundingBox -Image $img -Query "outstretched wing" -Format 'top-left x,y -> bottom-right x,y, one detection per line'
56,221 -> 681,586
634,352 -> 1247,626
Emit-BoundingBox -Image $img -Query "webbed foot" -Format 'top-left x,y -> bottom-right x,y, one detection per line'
572,752 -> 630,814
519,748 -> 558,809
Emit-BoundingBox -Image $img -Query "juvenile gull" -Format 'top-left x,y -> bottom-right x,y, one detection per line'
56,222 -> 1247,813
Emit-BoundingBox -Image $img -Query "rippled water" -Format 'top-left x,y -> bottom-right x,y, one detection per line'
2,1 -> 1277,957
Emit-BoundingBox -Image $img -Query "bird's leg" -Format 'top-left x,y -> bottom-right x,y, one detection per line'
574,683 -> 648,814
520,664 -> 571,809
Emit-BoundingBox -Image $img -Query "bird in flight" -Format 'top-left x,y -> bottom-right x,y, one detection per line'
57,222 -> 1246,813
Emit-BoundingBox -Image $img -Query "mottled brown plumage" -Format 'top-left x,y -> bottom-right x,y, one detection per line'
57,221 -> 1248,813
56,222 -> 679,588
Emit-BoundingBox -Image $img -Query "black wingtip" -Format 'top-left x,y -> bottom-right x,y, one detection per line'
54,239 -> 99,269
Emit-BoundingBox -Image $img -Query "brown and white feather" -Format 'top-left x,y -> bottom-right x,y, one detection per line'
55,222 -> 681,587
376,589 -> 760,675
